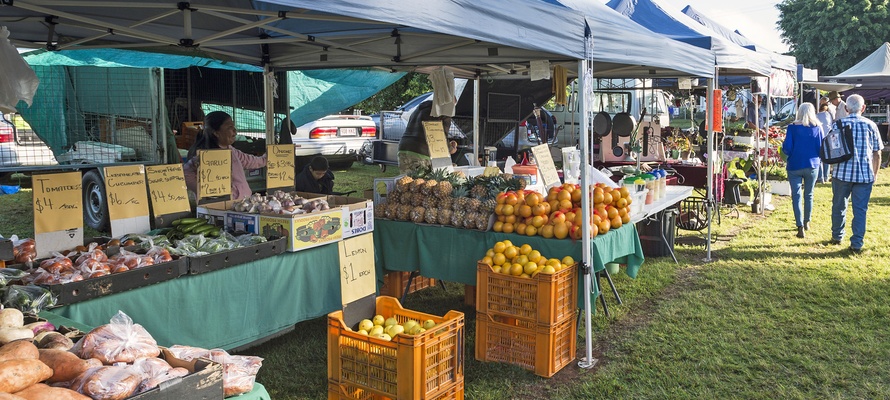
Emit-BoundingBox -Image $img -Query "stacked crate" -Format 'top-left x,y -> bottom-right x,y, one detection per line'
379,271 -> 437,298
327,296 -> 465,400
474,262 -> 578,377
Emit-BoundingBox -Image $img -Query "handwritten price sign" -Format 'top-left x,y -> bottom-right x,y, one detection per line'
266,145 -> 295,190
146,164 -> 190,217
198,149 -> 231,199
103,165 -> 149,220
531,144 -> 561,188
32,172 -> 83,234
338,233 -> 376,305
423,121 -> 453,170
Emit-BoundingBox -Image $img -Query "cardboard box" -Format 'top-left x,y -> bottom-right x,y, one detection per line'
131,347 -> 224,399
372,175 -> 402,205
259,208 -> 343,252
196,201 -> 234,227
327,195 -> 374,238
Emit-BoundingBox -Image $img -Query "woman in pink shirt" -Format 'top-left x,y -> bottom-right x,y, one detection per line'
183,111 -> 267,200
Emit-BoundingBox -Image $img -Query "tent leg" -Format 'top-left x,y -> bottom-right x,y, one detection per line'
597,273 -> 611,317
598,269 -> 622,305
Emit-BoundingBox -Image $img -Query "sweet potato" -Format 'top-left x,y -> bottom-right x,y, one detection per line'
37,349 -> 102,384
0,359 -> 53,393
14,383 -> 90,400
0,392 -> 26,400
0,341 -> 38,363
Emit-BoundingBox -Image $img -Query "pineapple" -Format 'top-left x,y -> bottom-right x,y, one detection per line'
464,212 -> 479,230
424,207 -> 439,224
466,198 -> 482,213
374,203 -> 386,219
410,206 -> 425,223
438,197 -> 454,212
387,190 -> 402,205
408,191 -> 425,206
481,198 -> 497,214
435,176 -> 454,199
449,211 -> 464,228
474,213 -> 491,231
422,179 -> 438,196
396,204 -> 413,221
411,178 -> 426,193
395,175 -> 414,193
384,203 -> 398,219
422,196 -> 438,210
438,208 -> 454,225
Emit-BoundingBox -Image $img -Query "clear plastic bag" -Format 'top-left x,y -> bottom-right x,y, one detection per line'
0,267 -> 27,287
73,310 -> 160,364
1,284 -> 56,313
70,365 -> 142,400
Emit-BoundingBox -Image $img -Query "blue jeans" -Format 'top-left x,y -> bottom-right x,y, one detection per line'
817,162 -> 830,182
788,168 -> 818,227
831,179 -> 875,249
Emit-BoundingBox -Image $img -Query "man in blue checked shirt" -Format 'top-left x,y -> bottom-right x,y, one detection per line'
830,94 -> 882,253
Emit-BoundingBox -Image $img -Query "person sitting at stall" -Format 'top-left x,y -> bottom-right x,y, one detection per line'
183,111 -> 267,201
295,156 -> 335,194
397,100 -> 458,173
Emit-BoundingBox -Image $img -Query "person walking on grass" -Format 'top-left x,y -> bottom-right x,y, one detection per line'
829,94 -> 882,253
782,103 -> 824,239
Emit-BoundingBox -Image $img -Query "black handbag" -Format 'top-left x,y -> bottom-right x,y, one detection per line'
820,120 -> 854,164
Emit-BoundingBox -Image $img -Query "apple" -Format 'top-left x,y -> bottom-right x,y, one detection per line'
422,319 -> 436,330
358,319 -> 374,332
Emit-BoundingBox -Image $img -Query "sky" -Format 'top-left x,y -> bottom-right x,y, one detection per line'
602,0 -> 789,53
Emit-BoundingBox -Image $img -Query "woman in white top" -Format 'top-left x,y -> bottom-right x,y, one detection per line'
815,102 -> 834,183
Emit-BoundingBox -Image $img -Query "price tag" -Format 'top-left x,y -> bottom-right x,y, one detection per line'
338,233 -> 376,306
266,145 -> 295,190
531,144 -> 560,188
198,149 -> 231,199
32,172 -> 83,257
423,121 -> 453,171
146,164 -> 191,217
104,165 -> 151,236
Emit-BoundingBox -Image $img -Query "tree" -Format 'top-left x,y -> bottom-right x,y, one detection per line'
351,73 -> 432,113
778,0 -> 890,76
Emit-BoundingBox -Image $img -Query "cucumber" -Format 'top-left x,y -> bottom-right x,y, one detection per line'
192,224 -> 217,235
182,221 -> 208,233
205,227 -> 221,237
173,217 -> 204,226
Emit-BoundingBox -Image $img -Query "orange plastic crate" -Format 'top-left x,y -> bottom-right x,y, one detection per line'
328,296 -> 465,400
328,380 -> 464,400
475,262 -> 577,325
474,312 -> 577,378
379,271 -> 437,298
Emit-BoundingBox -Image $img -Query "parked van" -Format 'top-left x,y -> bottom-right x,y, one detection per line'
550,79 -> 672,147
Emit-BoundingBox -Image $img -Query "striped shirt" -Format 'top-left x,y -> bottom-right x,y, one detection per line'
831,114 -> 881,183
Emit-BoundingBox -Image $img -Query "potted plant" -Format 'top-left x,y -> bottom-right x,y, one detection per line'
739,179 -> 772,212
763,162 -> 790,196
664,134 -> 692,160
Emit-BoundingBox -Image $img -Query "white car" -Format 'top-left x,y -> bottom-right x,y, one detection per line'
0,113 -> 57,169
291,114 -> 376,169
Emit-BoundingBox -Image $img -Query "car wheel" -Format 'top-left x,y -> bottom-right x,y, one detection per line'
379,164 -> 387,172
82,170 -> 110,232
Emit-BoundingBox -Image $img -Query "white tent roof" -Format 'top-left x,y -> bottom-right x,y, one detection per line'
823,42 -> 890,88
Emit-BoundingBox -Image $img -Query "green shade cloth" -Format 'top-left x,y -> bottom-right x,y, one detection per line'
51,243 -> 344,350
373,219 -> 645,284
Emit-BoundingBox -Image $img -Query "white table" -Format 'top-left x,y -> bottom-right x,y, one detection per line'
631,185 -> 695,264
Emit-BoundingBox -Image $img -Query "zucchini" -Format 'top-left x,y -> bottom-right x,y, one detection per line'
192,224 -> 217,235
173,217 -> 204,226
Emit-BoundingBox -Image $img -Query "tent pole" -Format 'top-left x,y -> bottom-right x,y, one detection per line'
763,77 -> 771,215
578,58 -> 597,370
263,65 -> 275,144
474,77 -> 480,166
705,74 -> 715,262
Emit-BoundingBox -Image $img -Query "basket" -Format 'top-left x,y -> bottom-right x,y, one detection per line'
327,296 -> 465,400
475,262 -> 577,326
379,271 -> 436,298
327,380 -> 464,400
475,312 -> 577,378
676,196 -> 710,231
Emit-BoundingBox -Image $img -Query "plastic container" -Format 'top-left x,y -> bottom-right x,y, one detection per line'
475,311 -> 578,378
327,380 -> 464,400
475,262 -> 577,326
327,296 -> 465,400
511,165 -> 538,185
630,189 -> 648,217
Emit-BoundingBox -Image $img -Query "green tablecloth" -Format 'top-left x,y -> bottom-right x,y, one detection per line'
245,383 -> 272,400
374,219 -> 645,286
51,243 -> 344,351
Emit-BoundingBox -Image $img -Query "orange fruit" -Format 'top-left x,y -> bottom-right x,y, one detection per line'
564,211 -> 575,224
509,263 -> 524,276
497,215 -> 506,222
558,199 -> 573,212
547,188 -> 560,202
607,207 -> 619,220
531,203 -> 547,216
528,250 -> 542,263
523,262 -> 538,275
553,223 -> 569,239
519,204 -> 532,218
598,219 -> 610,234
571,189 -> 582,203
493,221 -> 504,232
610,189 -> 622,204
525,225 -> 537,236
505,214 -> 517,224
504,246 -> 518,259
492,253 -> 506,266
557,190 -> 572,202
502,222 -> 515,234
593,187 -> 605,204
570,225 -> 582,240
542,201 -> 552,215
496,193 -> 507,204
619,186 -> 630,199
481,256 -> 493,266
505,192 -> 518,206
610,215 -> 623,229
602,191 -> 613,205
621,213 -> 631,224
502,204 -> 515,216
541,224 -> 554,238
493,242 -> 506,253
616,197 -> 628,209
590,221 -> 599,238
519,244 -> 532,255
531,215 -> 545,228
495,204 -> 505,215
516,223 -> 527,235
525,193 -> 540,207
550,211 -> 566,225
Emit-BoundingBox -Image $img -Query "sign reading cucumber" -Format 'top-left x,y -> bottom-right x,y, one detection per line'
423,120 -> 453,171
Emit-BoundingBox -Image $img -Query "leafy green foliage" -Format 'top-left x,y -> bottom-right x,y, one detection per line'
778,0 -> 890,75
351,72 -> 433,113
